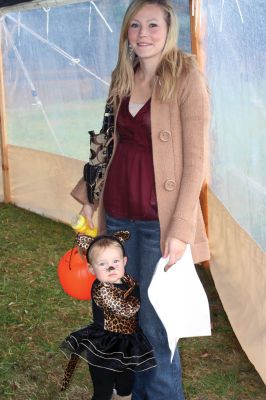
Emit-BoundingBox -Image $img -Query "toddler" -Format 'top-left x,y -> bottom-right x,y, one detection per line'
60,231 -> 156,400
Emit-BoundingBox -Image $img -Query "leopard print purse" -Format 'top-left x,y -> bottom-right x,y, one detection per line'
83,103 -> 114,203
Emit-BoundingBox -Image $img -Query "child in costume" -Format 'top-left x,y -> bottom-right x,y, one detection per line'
60,231 -> 156,400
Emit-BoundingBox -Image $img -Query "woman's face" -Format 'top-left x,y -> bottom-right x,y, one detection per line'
128,4 -> 168,63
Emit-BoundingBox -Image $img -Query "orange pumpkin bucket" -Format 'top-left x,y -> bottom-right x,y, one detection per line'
58,247 -> 95,300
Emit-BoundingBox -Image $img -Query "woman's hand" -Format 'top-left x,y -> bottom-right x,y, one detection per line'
80,203 -> 95,228
163,237 -> 187,272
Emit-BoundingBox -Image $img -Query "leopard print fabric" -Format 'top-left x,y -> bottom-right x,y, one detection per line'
61,353 -> 79,391
76,233 -> 94,250
93,274 -> 140,335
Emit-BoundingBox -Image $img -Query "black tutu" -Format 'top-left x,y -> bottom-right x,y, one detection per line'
60,323 -> 156,372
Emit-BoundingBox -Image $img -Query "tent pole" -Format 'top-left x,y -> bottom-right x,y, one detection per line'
0,27 -> 11,203
189,0 -> 209,267
190,0 -> 205,69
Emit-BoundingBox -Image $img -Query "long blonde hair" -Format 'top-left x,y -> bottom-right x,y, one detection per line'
108,0 -> 196,109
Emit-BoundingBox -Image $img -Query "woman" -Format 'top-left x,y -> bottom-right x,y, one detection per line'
71,1 -> 210,399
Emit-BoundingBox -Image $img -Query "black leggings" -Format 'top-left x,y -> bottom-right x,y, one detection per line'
89,365 -> 134,400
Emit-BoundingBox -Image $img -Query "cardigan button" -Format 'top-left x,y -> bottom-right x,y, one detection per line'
159,130 -> 171,142
164,179 -> 176,191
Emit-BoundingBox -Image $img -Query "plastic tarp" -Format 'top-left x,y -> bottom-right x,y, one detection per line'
0,0 -> 33,8
203,0 -> 265,251
202,0 -> 266,383
0,0 -> 190,221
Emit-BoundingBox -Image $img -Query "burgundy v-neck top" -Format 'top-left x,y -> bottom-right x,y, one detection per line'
103,96 -> 158,220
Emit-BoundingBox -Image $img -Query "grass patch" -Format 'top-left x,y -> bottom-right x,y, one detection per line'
1,203 -> 265,399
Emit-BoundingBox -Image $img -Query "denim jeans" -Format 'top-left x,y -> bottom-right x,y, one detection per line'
106,214 -> 185,400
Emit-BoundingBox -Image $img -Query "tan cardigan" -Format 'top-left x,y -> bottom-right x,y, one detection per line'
71,67 -> 210,263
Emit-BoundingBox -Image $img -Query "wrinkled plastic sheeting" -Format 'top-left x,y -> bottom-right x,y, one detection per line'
202,0 -> 266,250
0,0 -> 190,162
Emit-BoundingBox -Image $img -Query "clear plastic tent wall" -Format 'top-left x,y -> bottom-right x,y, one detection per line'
203,0 -> 266,250
202,0 -> 266,383
0,0 -> 190,219
1,0 -> 190,160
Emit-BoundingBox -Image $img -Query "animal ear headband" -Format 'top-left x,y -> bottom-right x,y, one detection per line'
76,230 -> 130,252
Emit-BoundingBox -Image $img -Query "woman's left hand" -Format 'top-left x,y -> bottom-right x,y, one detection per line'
163,237 -> 187,272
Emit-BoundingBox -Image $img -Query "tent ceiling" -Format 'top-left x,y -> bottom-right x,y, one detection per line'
0,0 -> 33,7
0,0 -> 89,14
0,0 -> 32,7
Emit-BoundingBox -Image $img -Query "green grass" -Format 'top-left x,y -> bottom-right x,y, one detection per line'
1,203 -> 265,399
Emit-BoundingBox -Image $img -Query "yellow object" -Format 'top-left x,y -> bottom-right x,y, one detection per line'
71,214 -> 97,237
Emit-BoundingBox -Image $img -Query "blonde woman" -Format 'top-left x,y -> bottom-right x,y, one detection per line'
72,1 -> 210,399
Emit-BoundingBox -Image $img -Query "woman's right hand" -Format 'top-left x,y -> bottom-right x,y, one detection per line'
80,203 -> 95,228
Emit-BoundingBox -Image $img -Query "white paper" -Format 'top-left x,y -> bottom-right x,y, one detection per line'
148,245 -> 211,361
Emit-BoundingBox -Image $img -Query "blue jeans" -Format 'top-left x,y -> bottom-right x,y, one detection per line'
106,214 -> 184,400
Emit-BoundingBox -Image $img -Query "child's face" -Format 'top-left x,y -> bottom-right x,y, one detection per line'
89,245 -> 127,284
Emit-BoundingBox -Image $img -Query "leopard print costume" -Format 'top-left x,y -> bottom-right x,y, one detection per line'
60,274 -> 139,390
93,273 -> 139,334
60,353 -> 79,391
